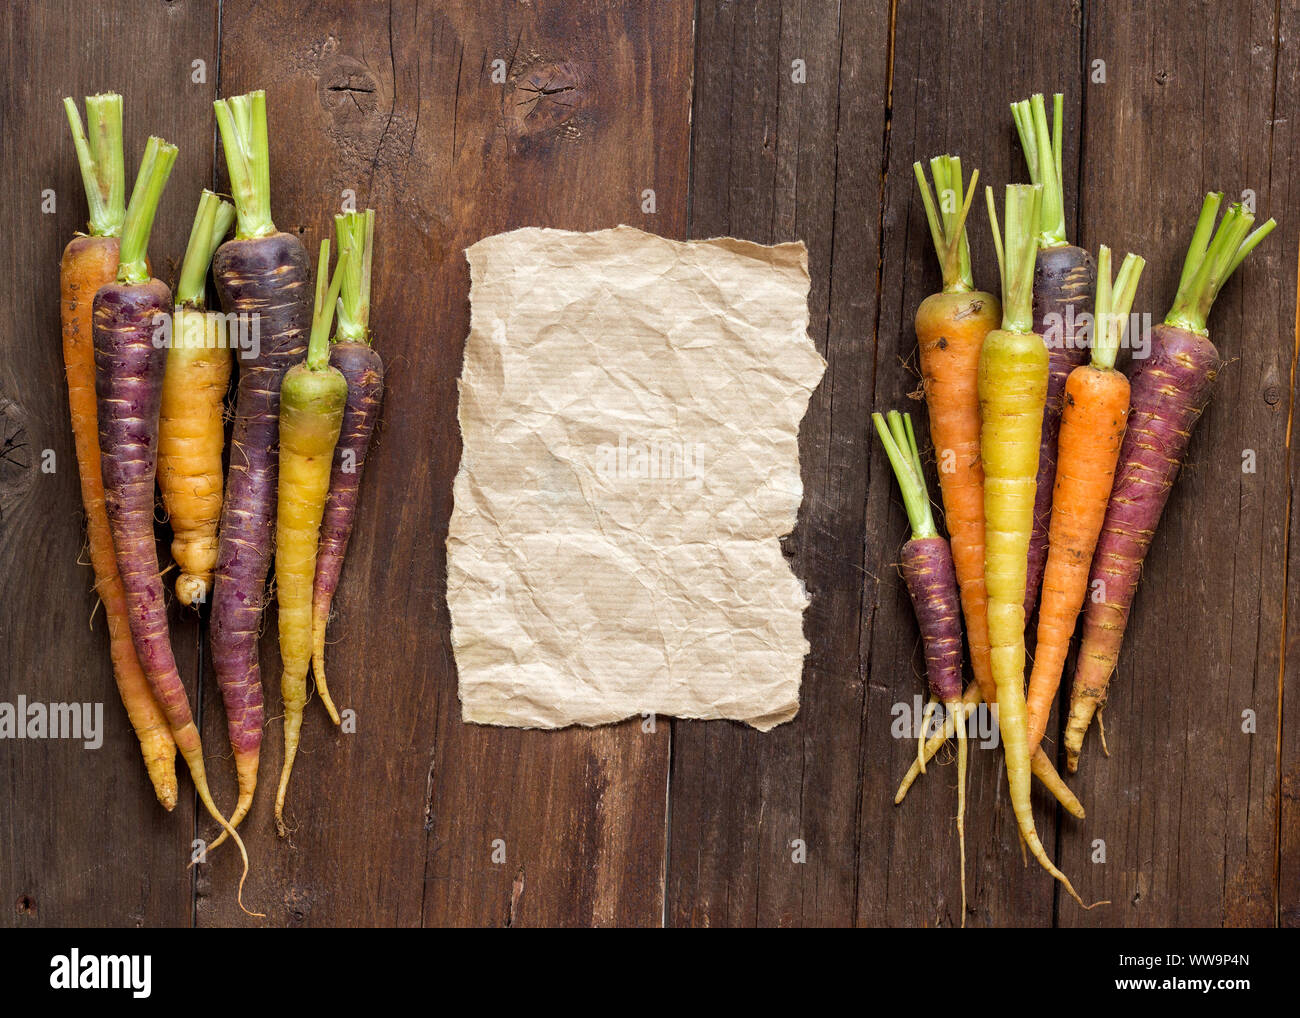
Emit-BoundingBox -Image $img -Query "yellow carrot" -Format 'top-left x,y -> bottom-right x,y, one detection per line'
274,239 -> 350,834
981,183 -> 1089,906
159,190 -> 235,607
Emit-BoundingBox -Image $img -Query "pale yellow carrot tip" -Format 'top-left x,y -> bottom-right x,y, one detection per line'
950,697 -> 968,928
917,698 -> 938,775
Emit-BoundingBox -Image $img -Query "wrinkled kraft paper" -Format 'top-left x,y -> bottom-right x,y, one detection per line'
448,225 -> 826,730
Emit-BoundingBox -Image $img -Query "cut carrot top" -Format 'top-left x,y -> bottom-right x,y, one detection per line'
63,94 -> 126,238
1165,192 -> 1276,335
985,183 -> 1043,334
334,209 -> 375,344
214,90 -> 275,240
1011,92 -> 1067,248
176,189 -> 236,309
913,156 -> 979,293
116,136 -> 177,286
1091,246 -> 1145,371
872,411 -> 936,539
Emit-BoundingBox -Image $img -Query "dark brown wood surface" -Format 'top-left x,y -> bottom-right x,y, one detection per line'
0,0 -> 1295,928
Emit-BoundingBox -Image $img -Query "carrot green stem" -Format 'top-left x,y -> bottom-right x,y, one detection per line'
117,136 -> 178,285
1011,92 -> 1068,248
985,184 -> 1042,334
307,240 -> 350,370
873,411 -> 937,539
176,190 -> 236,309
334,209 -> 375,344
1165,193 -> 1276,335
64,93 -> 126,238
913,156 -> 978,293
214,90 -> 275,240
1091,246 -> 1145,371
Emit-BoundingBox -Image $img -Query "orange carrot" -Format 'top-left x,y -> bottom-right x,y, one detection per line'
62,93 -> 177,809
912,156 -> 1000,704
1026,246 -> 1142,753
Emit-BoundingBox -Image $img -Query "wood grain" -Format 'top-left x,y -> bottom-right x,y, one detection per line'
0,0 -> 218,927
0,0 -> 1294,928
1058,0 -> 1290,928
193,0 -> 692,927
666,0 -> 891,928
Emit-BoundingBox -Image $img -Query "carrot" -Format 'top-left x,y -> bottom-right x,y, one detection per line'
898,156 -> 1080,814
207,90 -> 313,843
874,409 -> 969,924
1026,246 -> 1143,754
158,190 -> 235,607
93,136 -> 255,912
1064,194 -> 1275,770
981,182 -> 1087,904
1012,93 -> 1096,619
61,95 -> 178,810
911,156 -> 1000,706
310,209 -> 385,723
274,240 -> 350,834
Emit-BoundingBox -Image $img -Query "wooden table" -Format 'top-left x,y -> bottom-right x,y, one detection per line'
1,0 -> 1296,928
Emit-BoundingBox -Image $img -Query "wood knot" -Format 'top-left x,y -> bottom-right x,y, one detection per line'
1154,69 -> 1172,85
0,397 -> 34,523
507,61 -> 592,143
15,894 -> 36,917
1264,384 -> 1281,405
319,58 -> 380,123
284,886 -> 313,924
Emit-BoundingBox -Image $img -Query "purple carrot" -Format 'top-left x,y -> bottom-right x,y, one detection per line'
1064,193 -> 1276,771
1012,92 -> 1096,620
94,136 -> 253,909
873,409 -> 968,923
311,209 -> 384,723
207,91 -> 313,842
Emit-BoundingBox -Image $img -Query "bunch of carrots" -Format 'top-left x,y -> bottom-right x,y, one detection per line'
878,93 -> 1274,923
58,90 -> 386,912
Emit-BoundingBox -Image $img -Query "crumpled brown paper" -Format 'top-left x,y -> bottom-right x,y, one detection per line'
448,225 -> 825,730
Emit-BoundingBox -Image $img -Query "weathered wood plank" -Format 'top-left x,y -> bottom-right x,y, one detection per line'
857,0 -> 1086,928
666,0 -> 891,928
0,0 -> 218,928
197,0 -> 691,927
1058,0 -> 1289,927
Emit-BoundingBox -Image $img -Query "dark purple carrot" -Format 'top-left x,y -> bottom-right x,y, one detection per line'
310,209 -> 384,724
94,136 -> 254,910
1065,193 -> 1275,771
873,409 -> 968,923
207,90 -> 312,843
1012,92 -> 1096,619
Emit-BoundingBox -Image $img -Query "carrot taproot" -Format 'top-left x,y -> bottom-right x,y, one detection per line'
981,182 -> 1087,904
898,156 -> 1081,815
310,209 -> 385,724
1026,246 -> 1143,754
1012,93 -> 1096,619
911,156 -> 999,707
894,682 -> 1085,819
61,94 -> 177,810
158,189 -> 235,607
94,136 -> 255,913
273,239 -> 350,834
874,409 -> 969,923
207,90 -> 313,843
1064,194 -> 1275,770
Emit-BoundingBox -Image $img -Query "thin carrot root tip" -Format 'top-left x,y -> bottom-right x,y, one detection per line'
1098,709 -> 1109,757
917,698 -> 938,776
